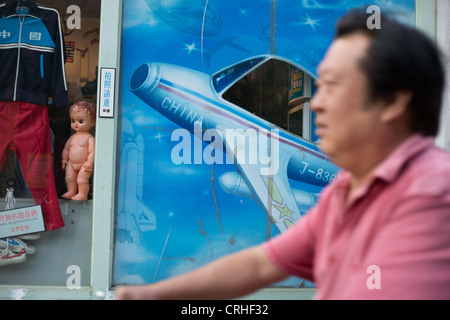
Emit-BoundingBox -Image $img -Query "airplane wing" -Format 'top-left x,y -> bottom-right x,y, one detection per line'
216,124 -> 301,233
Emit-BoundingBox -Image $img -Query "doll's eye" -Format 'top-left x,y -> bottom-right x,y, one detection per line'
71,119 -> 75,123
79,120 -> 84,124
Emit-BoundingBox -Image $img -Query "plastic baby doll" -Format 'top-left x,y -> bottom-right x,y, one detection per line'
62,101 -> 96,201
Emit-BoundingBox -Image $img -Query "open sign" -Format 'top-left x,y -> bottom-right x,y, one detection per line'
0,205 -> 45,238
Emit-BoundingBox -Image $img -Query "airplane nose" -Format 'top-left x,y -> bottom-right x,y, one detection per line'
130,63 -> 161,97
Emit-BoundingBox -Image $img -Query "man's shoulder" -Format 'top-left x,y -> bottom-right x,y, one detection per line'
399,144 -> 450,198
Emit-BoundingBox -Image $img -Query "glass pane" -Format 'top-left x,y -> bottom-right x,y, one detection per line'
0,0 -> 100,285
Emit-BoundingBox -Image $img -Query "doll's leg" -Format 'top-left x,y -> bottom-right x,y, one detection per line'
62,162 -> 78,199
71,166 -> 92,201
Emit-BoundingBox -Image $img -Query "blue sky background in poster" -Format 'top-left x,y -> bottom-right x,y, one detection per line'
114,0 -> 415,286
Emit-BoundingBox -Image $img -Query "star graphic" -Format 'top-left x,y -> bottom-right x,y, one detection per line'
183,41 -> 198,55
296,13 -> 321,32
274,204 -> 293,219
154,133 -> 163,140
238,6 -> 248,17
147,15 -> 159,28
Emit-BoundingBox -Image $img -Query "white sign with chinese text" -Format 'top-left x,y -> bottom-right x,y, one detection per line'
0,205 -> 45,238
99,68 -> 116,118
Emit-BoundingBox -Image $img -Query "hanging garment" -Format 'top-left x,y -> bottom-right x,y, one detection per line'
0,101 -> 65,231
0,0 -> 68,108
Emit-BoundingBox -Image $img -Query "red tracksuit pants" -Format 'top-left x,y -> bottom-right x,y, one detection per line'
0,101 -> 65,231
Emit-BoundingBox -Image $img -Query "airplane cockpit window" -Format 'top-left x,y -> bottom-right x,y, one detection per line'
212,57 -> 266,93
221,59 -> 312,140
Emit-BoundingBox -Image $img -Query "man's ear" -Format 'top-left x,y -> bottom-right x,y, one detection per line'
381,91 -> 412,123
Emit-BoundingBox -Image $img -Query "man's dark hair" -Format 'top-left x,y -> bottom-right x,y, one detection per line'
335,8 -> 445,137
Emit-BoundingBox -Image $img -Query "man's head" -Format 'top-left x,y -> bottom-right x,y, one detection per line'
311,8 -> 445,169
334,8 -> 445,137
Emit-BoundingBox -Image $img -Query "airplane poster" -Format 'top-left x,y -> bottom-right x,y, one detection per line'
113,0 -> 415,287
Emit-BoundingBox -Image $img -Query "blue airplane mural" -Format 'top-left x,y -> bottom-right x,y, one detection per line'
129,56 -> 339,233
114,0 -> 416,285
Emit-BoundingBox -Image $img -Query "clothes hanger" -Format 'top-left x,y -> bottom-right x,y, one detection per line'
15,0 -> 33,8
14,0 -> 33,14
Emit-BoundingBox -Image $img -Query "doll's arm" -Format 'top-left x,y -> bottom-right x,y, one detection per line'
83,136 -> 95,172
62,137 -> 71,169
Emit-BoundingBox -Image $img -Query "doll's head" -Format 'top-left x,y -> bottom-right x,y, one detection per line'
69,101 -> 96,132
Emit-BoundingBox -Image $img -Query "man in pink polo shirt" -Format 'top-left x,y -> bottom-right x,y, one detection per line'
116,9 -> 450,300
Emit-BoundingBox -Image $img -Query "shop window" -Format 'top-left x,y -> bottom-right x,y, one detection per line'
0,0 -> 100,285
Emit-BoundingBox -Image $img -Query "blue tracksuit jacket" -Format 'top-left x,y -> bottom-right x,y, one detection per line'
0,0 -> 68,108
